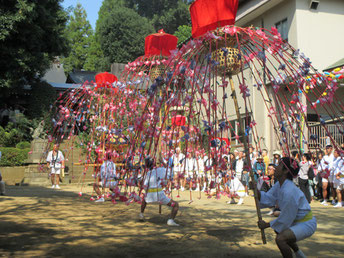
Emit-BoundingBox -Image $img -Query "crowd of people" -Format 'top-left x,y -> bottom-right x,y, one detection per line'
167,144 -> 344,208
4,142 -> 332,255
85,143 -> 344,210
40,140 -> 344,213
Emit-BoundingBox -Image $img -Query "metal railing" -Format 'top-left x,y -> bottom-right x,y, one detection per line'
308,123 -> 344,149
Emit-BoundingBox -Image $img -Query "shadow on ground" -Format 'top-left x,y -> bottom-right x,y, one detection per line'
0,185 -> 343,257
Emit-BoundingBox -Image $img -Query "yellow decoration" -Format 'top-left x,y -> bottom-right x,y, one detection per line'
323,92 -> 327,96
333,68 -> 340,72
305,86 -> 310,90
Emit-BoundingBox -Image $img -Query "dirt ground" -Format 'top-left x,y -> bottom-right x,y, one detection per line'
0,184 -> 343,258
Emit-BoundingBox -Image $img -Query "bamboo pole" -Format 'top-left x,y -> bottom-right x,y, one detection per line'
158,89 -> 163,214
229,76 -> 267,244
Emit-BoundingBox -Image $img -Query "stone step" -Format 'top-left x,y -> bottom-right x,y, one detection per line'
22,176 -> 50,186
24,172 -> 48,178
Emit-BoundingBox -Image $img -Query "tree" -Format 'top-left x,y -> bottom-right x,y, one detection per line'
97,0 -> 126,20
174,25 -> 192,44
26,79 -> 56,119
151,1 -> 190,34
97,4 -> 154,66
62,3 -> 93,73
125,0 -> 190,34
83,34 -> 106,72
0,0 -> 69,89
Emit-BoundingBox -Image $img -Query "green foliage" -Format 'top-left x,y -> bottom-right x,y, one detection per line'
26,80 -> 56,119
0,125 -> 25,147
83,34 -> 106,72
0,0 -> 69,88
97,0 -> 126,20
0,147 -> 29,166
0,115 -> 35,147
97,5 -> 154,66
62,3 -> 94,73
174,25 -> 192,44
125,0 -> 190,34
16,141 -> 31,149
94,0 -> 191,70
151,1 -> 190,34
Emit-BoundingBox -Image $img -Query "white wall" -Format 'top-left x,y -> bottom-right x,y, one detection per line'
295,0 -> 344,71
240,0 -> 298,47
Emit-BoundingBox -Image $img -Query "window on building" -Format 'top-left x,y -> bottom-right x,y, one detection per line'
229,116 -> 252,146
275,18 -> 288,41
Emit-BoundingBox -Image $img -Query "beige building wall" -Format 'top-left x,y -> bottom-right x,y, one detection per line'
295,0 -> 344,71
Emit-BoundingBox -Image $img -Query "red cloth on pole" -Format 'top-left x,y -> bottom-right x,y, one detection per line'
190,0 -> 239,38
171,115 -> 186,126
144,29 -> 178,57
95,72 -> 118,90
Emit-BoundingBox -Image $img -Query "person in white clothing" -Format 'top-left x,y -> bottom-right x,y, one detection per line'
318,146 -> 334,205
225,175 -> 245,205
93,153 -> 119,202
196,152 -> 211,191
46,144 -> 65,189
172,147 -> 185,191
196,152 -> 205,191
325,145 -> 336,204
184,152 -> 196,190
329,147 -> 342,205
233,151 -> 249,195
139,157 -> 179,226
258,157 -> 317,258
333,149 -> 343,207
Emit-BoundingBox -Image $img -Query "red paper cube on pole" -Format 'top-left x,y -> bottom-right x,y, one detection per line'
190,0 -> 239,38
145,29 -> 178,57
95,72 -> 118,90
171,115 -> 186,126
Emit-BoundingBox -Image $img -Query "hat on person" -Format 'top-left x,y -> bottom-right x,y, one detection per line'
326,144 -> 333,148
273,150 -> 282,156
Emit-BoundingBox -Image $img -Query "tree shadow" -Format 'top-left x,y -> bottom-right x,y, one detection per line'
1,186 -> 343,257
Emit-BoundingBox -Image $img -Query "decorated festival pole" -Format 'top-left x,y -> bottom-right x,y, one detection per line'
144,30 -> 178,215
229,77 -> 267,244
190,0 -> 266,244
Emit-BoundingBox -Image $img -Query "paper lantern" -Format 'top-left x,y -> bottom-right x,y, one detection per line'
95,72 -> 118,90
171,115 -> 186,126
190,0 -> 239,38
144,29 -> 178,57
